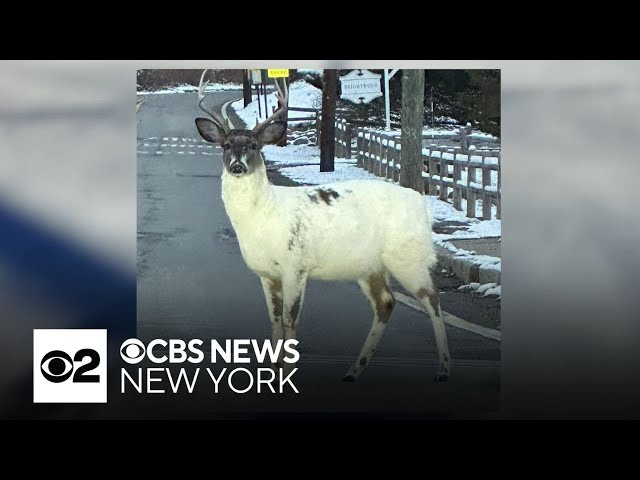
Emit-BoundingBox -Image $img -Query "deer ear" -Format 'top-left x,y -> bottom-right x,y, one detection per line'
259,121 -> 287,145
195,118 -> 226,144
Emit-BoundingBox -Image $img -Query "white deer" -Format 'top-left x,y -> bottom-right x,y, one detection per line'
194,70 -> 451,382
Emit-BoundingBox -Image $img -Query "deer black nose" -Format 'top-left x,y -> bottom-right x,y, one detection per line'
230,162 -> 247,174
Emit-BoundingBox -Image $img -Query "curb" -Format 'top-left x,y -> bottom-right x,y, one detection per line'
222,99 -> 246,130
435,244 -> 501,286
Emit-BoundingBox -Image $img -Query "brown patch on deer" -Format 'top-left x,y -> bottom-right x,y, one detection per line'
288,218 -> 304,251
368,273 -> 395,323
289,295 -> 302,327
416,288 -> 429,299
417,287 -> 441,317
316,188 -> 340,205
268,278 -> 283,322
427,291 -> 441,317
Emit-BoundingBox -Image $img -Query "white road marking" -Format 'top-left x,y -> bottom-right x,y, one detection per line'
393,292 -> 501,341
221,99 -> 237,129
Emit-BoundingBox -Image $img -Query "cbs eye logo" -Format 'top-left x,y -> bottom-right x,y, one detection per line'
40,349 -> 100,383
33,329 -> 107,403
120,339 -> 145,364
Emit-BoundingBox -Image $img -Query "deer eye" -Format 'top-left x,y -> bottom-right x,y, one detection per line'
222,143 -> 231,150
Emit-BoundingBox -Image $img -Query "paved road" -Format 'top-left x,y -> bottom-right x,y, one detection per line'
136,90 -> 500,417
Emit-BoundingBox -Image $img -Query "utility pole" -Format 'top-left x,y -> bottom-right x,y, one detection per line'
400,69 -> 425,193
320,69 -> 337,172
242,69 -> 252,107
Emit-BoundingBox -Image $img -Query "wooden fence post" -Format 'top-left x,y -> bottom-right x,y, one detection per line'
453,150 -> 462,211
466,150 -> 476,218
356,127 -> 363,167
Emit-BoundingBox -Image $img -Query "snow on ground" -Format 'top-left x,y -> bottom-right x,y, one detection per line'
463,218 -> 501,238
424,196 -> 475,223
458,282 -> 501,298
297,69 -> 323,75
261,144 -> 349,166
368,125 -> 499,141
279,163 -> 382,184
232,80 -> 321,129
137,83 -> 241,95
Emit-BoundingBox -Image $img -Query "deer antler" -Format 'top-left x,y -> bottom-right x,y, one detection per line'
253,77 -> 289,134
198,69 -> 230,135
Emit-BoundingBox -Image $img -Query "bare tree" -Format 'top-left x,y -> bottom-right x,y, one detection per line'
320,69 -> 337,172
400,69 -> 425,193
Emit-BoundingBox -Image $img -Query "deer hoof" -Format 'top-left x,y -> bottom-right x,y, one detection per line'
434,371 -> 449,383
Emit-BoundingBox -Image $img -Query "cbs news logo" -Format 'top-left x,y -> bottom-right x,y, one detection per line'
33,329 -> 107,403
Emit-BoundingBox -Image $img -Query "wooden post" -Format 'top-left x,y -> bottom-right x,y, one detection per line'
356,127 -> 363,167
345,123 -> 352,160
242,70 -> 252,107
399,69 -> 425,193
368,133 -> 376,174
429,152 -> 437,197
453,150 -> 462,211
466,151 -> 476,218
482,153 -> 492,220
376,134 -> 384,177
497,152 -> 501,219
393,144 -> 400,182
315,110 -> 321,145
363,132 -> 371,171
320,69 -> 337,172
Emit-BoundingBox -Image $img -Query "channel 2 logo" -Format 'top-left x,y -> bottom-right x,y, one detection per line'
33,329 -> 107,403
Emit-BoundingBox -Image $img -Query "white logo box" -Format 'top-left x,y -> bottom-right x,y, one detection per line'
33,329 -> 107,403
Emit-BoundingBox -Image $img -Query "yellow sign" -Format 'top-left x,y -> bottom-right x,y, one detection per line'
268,69 -> 290,78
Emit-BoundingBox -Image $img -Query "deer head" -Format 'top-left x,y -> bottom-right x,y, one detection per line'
194,69 -> 288,176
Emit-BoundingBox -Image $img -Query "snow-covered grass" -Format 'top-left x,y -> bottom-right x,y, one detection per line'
458,282 -> 501,298
263,144 -> 351,166
366,125 -> 499,142
279,163 -> 382,184
232,80 -> 321,129
137,83 -> 241,95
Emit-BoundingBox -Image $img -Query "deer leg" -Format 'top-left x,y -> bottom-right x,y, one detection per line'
260,276 -> 284,368
281,270 -> 308,373
343,272 -> 395,382
415,280 -> 451,382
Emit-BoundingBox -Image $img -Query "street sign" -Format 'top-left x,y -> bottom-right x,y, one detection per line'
339,69 -> 382,104
250,69 -> 262,85
268,69 -> 289,78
